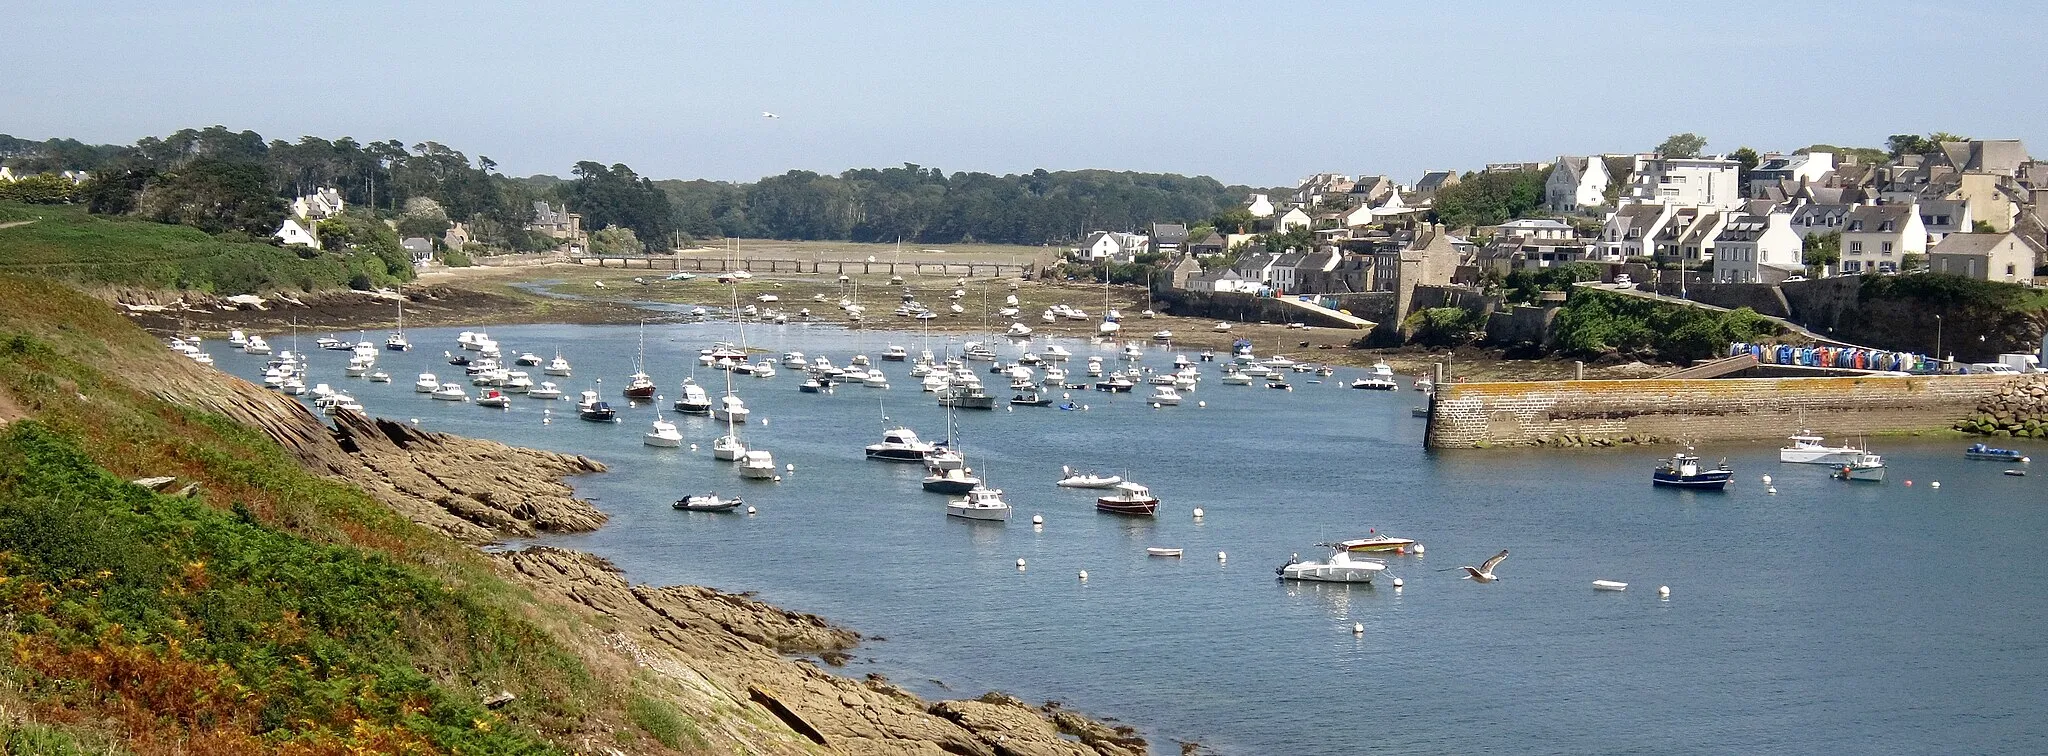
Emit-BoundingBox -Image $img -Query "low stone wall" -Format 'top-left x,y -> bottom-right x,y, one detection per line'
1955,376 -> 2048,438
1426,374 -> 2019,448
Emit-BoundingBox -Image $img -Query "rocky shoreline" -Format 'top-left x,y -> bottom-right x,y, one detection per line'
157,343 -> 1158,753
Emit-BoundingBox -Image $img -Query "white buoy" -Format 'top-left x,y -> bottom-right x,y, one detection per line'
1016,558 -> 1027,568
746,506 -> 757,515
1351,623 -> 1364,634
1393,577 -> 1404,588
1767,486 -> 1777,495
1930,481 -> 1940,489
1151,403 -> 1160,409
1031,514 -> 1043,525
689,443 -> 699,451
760,417 -> 769,426
1078,570 -> 1088,581
409,418 -> 420,425
1192,507 -> 1205,518
1658,585 -> 1671,597
1217,551 -> 1227,561
1197,401 -> 1206,408
1761,474 -> 1773,485
1082,404 -> 1090,410
785,463 -> 795,472
773,475 -> 782,482
1412,544 -> 1425,555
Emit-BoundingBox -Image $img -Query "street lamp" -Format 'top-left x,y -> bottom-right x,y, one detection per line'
1935,314 -> 1943,370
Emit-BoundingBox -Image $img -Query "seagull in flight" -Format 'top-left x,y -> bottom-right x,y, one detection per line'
762,112 -> 780,119
1440,549 -> 1509,583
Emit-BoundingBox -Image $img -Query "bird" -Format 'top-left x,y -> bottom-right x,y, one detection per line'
761,112 -> 779,119
1440,549 -> 1509,583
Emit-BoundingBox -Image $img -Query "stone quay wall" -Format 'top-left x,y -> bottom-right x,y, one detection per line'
1956,375 -> 2048,438
1426,374 -> 2021,449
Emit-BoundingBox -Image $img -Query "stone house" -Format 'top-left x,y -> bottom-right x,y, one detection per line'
1597,203 -> 1676,260
291,187 -> 346,221
1712,212 -> 1804,283
1927,231 -> 2035,283
1839,203 -> 1925,274
401,237 -> 434,266
527,201 -> 584,242
1410,170 -> 1460,202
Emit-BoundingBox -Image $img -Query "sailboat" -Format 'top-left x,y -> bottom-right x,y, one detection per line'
922,402 -> 981,493
711,287 -> 751,423
384,288 -> 411,351
712,375 -> 746,461
623,321 -> 657,401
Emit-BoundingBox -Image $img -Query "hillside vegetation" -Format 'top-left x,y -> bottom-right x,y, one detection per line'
0,275 -> 669,754
0,203 -> 409,294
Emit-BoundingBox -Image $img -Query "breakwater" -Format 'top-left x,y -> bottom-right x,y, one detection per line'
1957,375 -> 2048,438
1426,374 -> 2020,448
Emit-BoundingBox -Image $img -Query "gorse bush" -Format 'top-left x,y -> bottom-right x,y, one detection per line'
1552,289 -> 1778,361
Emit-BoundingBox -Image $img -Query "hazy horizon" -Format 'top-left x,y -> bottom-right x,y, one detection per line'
6,1 -> 2045,187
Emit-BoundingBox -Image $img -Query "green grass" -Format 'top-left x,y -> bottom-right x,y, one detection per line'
0,203 -> 405,295
0,275 -> 641,754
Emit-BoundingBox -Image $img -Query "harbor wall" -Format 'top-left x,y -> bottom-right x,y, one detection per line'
1425,374 -> 2021,449
1154,289 -> 1396,330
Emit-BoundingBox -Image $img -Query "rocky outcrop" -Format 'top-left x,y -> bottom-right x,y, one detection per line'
1956,376 -> 2048,438
326,411 -> 607,541
502,547 -> 1145,756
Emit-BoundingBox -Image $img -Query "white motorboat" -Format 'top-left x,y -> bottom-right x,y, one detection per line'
1008,322 -> 1034,337
1212,321 -> 1232,332
460,331 -> 490,351
1056,466 -> 1123,489
1147,547 -> 1183,558
1152,330 -> 1173,341
1149,386 -> 1182,406
738,449 -> 778,479
242,336 -> 272,355
1121,343 -> 1144,360
674,494 -> 742,512
946,485 -> 1012,521
866,427 -> 939,462
712,394 -> 750,423
1592,580 -> 1629,592
1219,370 -> 1253,385
1240,363 -> 1272,378
529,381 -> 563,399
504,371 -> 534,392
1145,372 -> 1176,386
515,352 -> 543,366
471,368 -> 508,387
475,390 -> 510,408
863,371 -> 889,389
1339,531 -> 1419,553
543,354 -> 573,376
881,345 -> 908,361
279,377 -> 307,395
674,380 -> 712,414
344,355 -> 374,377
645,417 -> 683,447
414,372 -> 439,393
1351,360 -> 1398,390
780,351 -> 809,368
368,371 -> 391,383
1780,433 -> 1865,465
751,361 -> 776,378
431,382 -> 467,401
921,374 -> 947,392
227,330 -> 248,347
317,336 -> 347,351
310,382 -> 336,399
1276,546 -> 1387,583
1041,345 -> 1071,362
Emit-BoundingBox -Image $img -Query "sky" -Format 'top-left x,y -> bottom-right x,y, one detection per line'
5,1 -> 2045,187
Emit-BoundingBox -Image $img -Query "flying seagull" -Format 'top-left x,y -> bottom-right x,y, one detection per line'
762,112 -> 779,119
1440,549 -> 1509,583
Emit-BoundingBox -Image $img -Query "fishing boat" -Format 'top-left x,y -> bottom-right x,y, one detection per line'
515,352 -> 542,366
242,335 -> 272,355
504,371 -> 534,392
544,354 -> 573,376
673,494 -> 742,512
413,372 -> 440,393
799,378 -> 824,393
368,371 -> 391,383
1276,545 -> 1386,583
529,381 -> 564,399
865,427 -> 938,462
1779,432 -> 1864,465
881,345 -> 908,362
645,417 -> 683,447
431,382 -> 467,401
712,394 -> 749,423
945,485 -> 1011,522
1056,466 -> 1122,488
1011,389 -> 1052,407
1831,451 -> 1887,482
936,384 -> 996,410
475,390 -> 510,408
1339,530 -> 1419,553
1148,386 -> 1182,406
579,400 -> 617,423
1651,451 -> 1733,490
1964,443 -> 2030,462
1095,481 -> 1159,516
923,466 -> 981,494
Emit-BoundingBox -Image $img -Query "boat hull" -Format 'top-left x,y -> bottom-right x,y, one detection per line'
945,503 -> 1010,521
1095,498 -> 1158,516
1651,470 -> 1733,489
922,477 -> 979,494
739,465 -> 776,479
579,410 -> 616,422
1833,465 -> 1886,482
865,448 -> 930,463
644,435 -> 682,448
1780,449 -> 1862,465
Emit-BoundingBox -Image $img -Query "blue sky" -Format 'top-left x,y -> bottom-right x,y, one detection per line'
4,1 -> 2043,186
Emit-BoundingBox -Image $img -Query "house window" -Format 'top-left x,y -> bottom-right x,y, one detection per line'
2008,264 -> 2018,276
1844,261 -> 1862,272
1660,188 -> 1679,197
1848,221 -> 1863,231
1935,215 -> 1950,226
1879,221 -> 1894,232
1849,241 -> 1863,253
1881,242 -> 1893,254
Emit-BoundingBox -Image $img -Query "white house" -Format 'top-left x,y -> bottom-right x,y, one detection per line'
1544,156 -> 1611,213
1712,212 -> 1804,283
1790,202 -> 1854,238
1839,203 -> 1925,274
1080,231 -> 1149,260
1597,203 -> 1676,260
1624,155 -> 1742,210
1927,232 -> 2034,283
1268,206 -> 1311,234
0,166 -> 23,182
401,237 -> 434,267
1746,152 -> 1834,196
1492,219 -> 1575,240
291,187 -> 346,221
274,219 -> 319,248
1245,193 -> 1276,218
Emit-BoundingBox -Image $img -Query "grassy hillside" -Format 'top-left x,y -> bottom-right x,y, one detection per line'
0,203 -> 407,295
0,275 -> 685,754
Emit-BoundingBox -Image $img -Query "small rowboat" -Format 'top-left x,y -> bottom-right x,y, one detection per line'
1592,580 -> 1629,592
674,494 -> 742,512
1340,531 -> 1418,553
1146,547 -> 1183,558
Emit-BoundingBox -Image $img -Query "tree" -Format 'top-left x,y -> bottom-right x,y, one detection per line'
132,158 -> 286,236
1803,231 -> 1840,276
1886,134 -> 1933,158
589,225 -> 644,255
1971,220 -> 1995,233
1656,133 -> 1707,159
1252,226 -> 1315,256
1729,147 -> 1760,192
562,161 -> 675,246
1429,169 -> 1546,228
1209,208 -> 1256,234
0,173 -> 80,204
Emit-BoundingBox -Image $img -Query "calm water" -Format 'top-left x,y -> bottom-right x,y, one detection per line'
214,321 -> 2048,755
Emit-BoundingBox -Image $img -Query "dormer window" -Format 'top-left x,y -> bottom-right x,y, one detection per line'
1879,221 -> 1894,232
1848,221 -> 1864,231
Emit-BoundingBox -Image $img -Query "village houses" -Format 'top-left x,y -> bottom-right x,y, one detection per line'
1927,231 -> 2035,283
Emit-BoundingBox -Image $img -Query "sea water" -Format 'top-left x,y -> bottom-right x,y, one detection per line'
213,321 -> 2048,755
